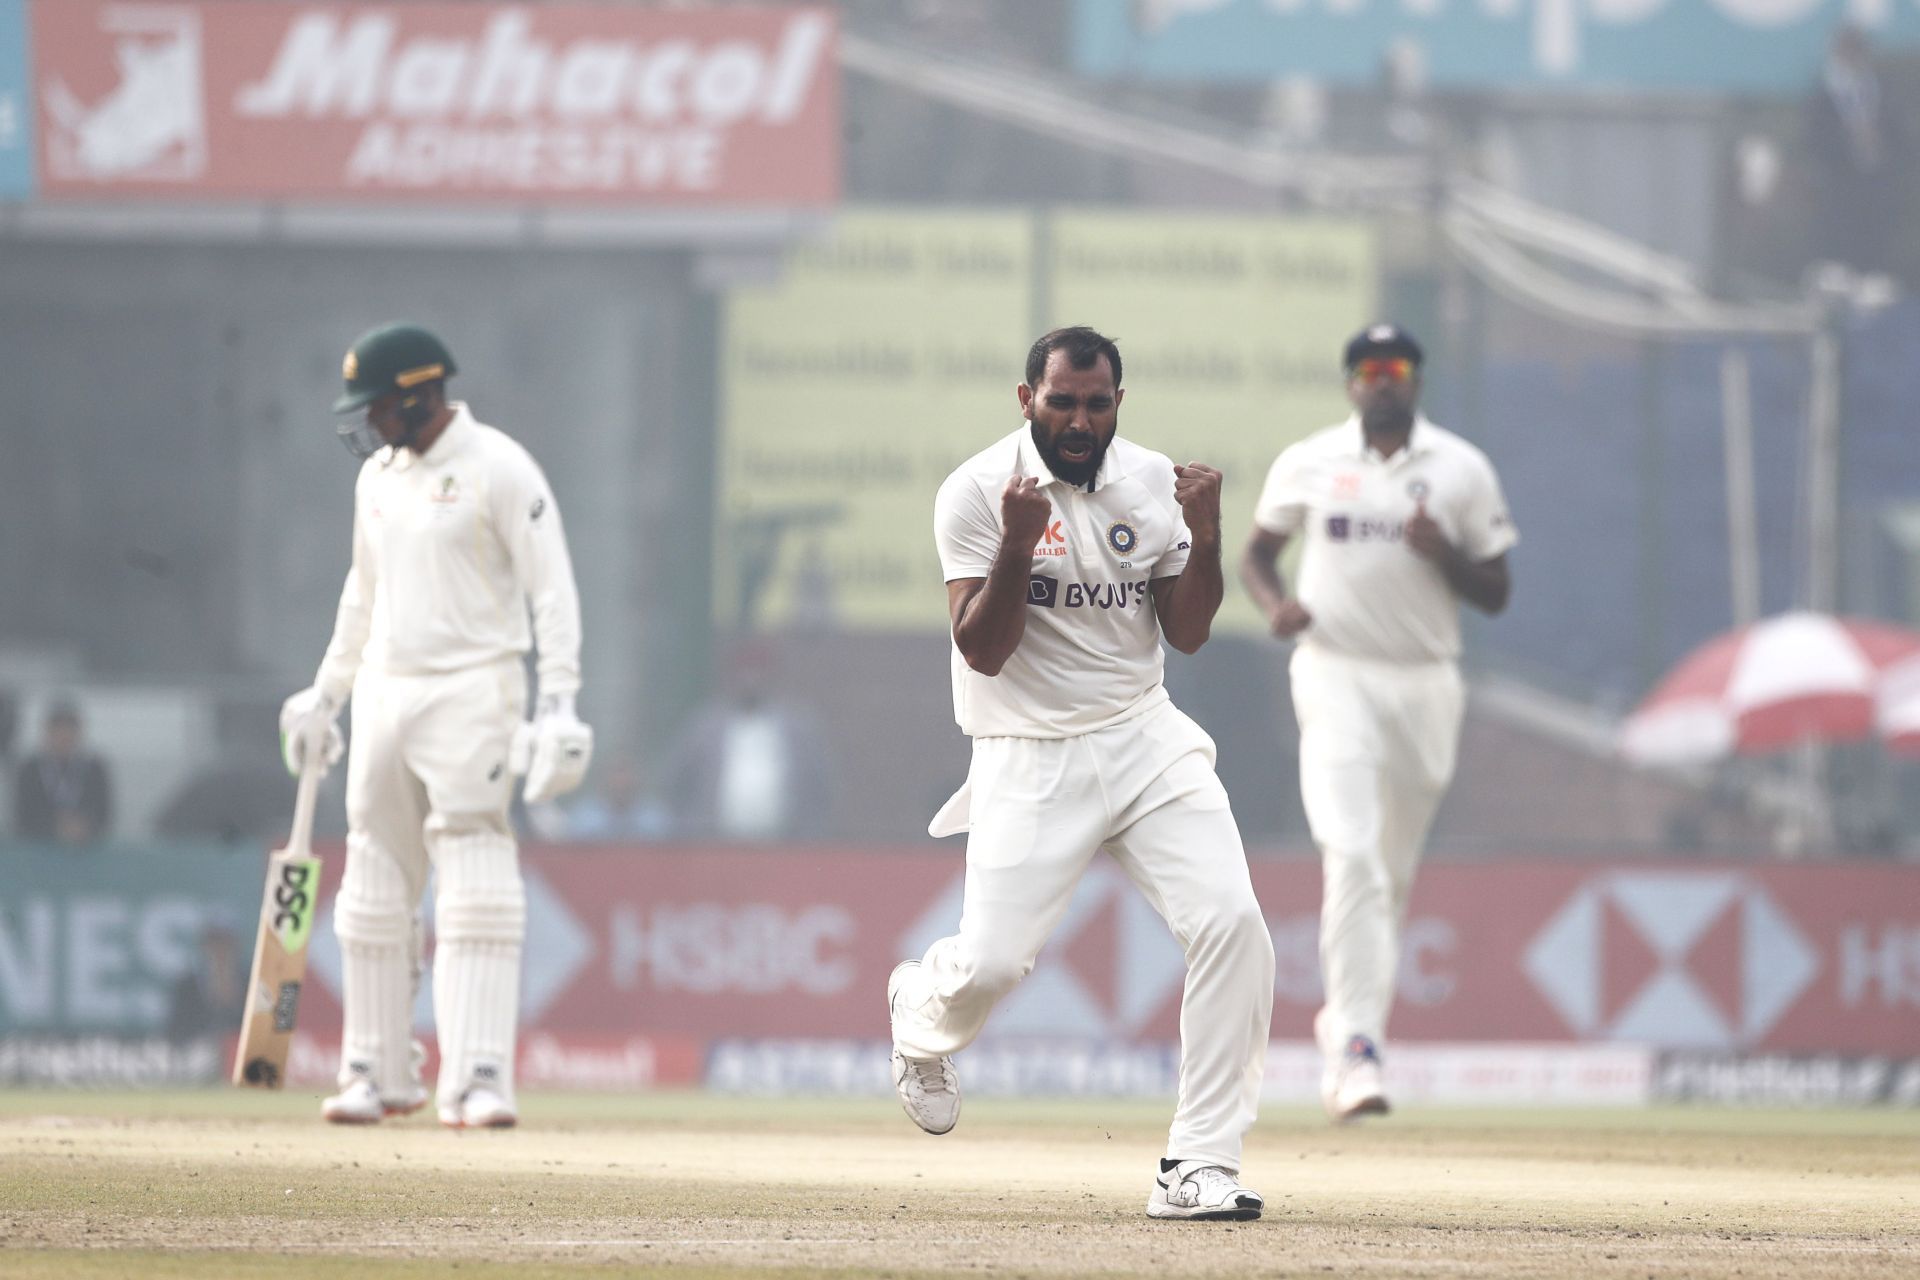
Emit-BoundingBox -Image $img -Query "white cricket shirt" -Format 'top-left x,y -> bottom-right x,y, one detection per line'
1250,414 -> 1516,664
934,426 -> 1194,738
314,403 -> 583,703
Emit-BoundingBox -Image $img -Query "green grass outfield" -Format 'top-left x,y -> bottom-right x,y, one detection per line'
2,1089 -> 1915,1278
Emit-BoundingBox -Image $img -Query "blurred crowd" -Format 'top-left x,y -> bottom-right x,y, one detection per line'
0,639 -> 838,852
1,692 -> 114,849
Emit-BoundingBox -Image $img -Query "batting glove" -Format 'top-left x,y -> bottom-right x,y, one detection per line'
512,692 -> 593,805
278,686 -> 344,777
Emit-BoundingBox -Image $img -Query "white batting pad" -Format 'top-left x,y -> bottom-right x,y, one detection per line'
431,832 -> 526,1108
334,834 -> 418,1098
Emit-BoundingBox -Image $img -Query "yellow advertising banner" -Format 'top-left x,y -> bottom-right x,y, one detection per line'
1044,211 -> 1376,634
719,208 -> 1035,632
720,208 -> 1374,634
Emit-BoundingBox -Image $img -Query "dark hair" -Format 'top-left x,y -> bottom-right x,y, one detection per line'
1025,326 -> 1122,390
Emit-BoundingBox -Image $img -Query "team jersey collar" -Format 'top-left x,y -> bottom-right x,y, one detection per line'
1014,423 -> 1126,492
1347,412 -> 1434,466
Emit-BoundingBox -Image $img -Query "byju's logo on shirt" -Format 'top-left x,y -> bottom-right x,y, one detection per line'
1028,575 -> 1148,611
1326,514 -> 1404,543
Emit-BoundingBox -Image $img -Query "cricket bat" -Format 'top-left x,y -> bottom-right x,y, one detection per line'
233,753 -> 326,1089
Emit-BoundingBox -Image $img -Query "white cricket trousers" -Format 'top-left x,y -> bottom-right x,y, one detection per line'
1290,643 -> 1463,1062
337,658 -> 525,1110
893,701 -> 1274,1172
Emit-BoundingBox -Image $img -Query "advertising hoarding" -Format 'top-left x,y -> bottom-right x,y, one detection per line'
1074,0 -> 1920,94
32,2 -> 838,204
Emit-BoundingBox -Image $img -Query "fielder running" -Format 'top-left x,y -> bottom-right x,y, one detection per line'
1239,324 -> 1515,1122
890,326 -> 1274,1221
279,322 -> 593,1129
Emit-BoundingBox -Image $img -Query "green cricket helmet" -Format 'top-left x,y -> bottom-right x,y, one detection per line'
332,322 -> 457,414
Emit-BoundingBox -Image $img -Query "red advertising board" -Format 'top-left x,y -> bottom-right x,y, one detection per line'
33,1 -> 838,203
286,848 -> 1920,1068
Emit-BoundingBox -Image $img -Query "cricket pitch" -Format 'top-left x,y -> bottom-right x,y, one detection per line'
1,1090 -> 1914,1277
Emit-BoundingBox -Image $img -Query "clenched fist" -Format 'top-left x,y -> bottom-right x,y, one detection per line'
1002,471 -> 1053,552
1406,499 -> 1451,565
1172,462 -> 1223,542
1267,598 -> 1313,639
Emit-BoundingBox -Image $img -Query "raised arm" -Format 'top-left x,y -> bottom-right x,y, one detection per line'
949,472 -> 1053,676
1150,462 -> 1225,654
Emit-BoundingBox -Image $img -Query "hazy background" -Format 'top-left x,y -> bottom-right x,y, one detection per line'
7,0 -> 1919,858
2,0 -> 1918,1096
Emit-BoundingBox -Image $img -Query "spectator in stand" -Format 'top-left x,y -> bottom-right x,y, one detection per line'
14,698 -> 113,846
664,639 -> 835,842
566,751 -> 673,842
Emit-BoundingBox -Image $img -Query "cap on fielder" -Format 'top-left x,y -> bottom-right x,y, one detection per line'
332,322 -> 459,414
1341,323 -> 1424,372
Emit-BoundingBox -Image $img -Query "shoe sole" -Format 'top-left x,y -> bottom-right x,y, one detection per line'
440,1113 -> 518,1130
383,1098 -> 429,1118
1147,1192 -> 1263,1222
322,1111 -> 382,1126
1329,1095 -> 1390,1124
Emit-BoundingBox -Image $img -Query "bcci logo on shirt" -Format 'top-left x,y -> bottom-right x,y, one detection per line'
1106,521 -> 1138,555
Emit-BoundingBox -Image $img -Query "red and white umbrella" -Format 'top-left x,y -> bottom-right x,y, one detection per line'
1877,654 -> 1920,756
1620,611 -> 1920,766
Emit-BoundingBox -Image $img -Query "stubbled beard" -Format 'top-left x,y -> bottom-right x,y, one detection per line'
1031,419 -> 1109,488
1362,403 -> 1414,436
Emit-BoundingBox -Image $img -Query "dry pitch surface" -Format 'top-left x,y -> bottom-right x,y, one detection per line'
1,1089 -> 1914,1278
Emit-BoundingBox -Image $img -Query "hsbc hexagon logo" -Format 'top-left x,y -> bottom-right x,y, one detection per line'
1523,872 -> 1819,1049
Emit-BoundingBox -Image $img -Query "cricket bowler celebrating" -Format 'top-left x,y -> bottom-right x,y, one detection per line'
890,326 -> 1274,1221
279,322 -> 592,1128
1239,324 -> 1515,1122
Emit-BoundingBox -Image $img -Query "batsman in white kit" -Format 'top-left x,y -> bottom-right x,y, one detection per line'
891,327 -> 1274,1221
1239,324 -> 1515,1122
279,322 -> 593,1129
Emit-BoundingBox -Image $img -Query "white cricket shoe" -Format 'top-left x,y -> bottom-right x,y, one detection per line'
320,1078 -> 387,1125
440,1086 -> 518,1130
1147,1159 -> 1264,1221
888,960 -> 960,1136
1322,1035 -> 1390,1123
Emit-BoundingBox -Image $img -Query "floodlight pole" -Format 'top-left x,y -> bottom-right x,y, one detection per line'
1804,303 -> 1843,616
1719,347 -> 1761,629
